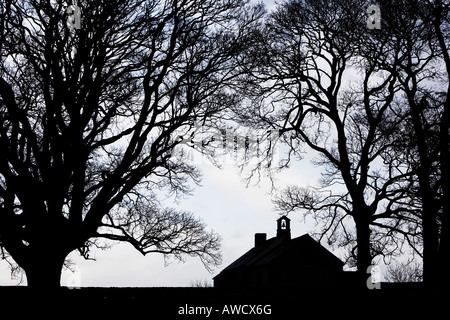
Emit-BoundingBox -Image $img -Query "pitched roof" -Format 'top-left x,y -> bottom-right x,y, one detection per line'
215,234 -> 343,278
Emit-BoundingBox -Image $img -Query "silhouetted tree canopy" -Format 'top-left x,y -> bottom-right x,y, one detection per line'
2,0 -> 449,290
235,0 -> 449,286
0,0 -> 264,287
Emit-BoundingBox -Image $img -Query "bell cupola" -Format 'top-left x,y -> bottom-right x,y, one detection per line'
276,216 -> 291,240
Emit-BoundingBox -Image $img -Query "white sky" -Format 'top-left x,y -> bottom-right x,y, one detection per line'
73,159 -> 322,287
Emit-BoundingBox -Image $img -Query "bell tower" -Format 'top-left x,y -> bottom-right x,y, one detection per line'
276,216 -> 291,240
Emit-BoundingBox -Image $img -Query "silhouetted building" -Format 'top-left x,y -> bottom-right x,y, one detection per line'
213,216 -> 345,288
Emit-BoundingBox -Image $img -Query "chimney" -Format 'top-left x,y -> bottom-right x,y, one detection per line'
254,233 -> 267,247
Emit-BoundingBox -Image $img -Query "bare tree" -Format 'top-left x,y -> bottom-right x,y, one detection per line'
372,0 -> 450,286
386,260 -> 423,283
427,0 -> 450,287
265,0 -> 450,287
238,0 -> 423,280
241,1 -> 402,273
0,0 -> 264,287
189,279 -> 212,287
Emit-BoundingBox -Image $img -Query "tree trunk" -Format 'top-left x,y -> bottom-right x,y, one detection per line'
434,7 -> 450,289
356,227 -> 371,270
421,199 -> 440,286
437,98 -> 450,289
354,212 -> 372,286
405,92 -> 440,286
22,251 -> 67,289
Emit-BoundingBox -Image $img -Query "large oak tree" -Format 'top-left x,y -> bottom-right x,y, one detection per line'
0,0 -> 263,288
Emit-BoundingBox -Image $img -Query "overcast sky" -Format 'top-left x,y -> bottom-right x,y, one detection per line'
0,0 -> 341,287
